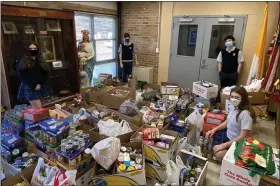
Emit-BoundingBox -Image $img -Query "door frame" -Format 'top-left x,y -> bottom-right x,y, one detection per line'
168,15 -> 248,81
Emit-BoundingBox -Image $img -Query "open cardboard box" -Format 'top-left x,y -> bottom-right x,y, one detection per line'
102,86 -> 136,110
87,103 -> 143,127
219,142 -> 261,186
80,87 -> 106,104
160,82 -> 180,95
220,90 -> 266,105
192,81 -> 219,99
91,142 -> 146,186
1,174 -> 31,186
179,149 -> 208,186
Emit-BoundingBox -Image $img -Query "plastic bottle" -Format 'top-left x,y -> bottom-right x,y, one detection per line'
185,160 -> 191,181
190,177 -> 196,186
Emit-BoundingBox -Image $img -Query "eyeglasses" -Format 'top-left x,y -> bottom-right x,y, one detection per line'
230,95 -> 242,100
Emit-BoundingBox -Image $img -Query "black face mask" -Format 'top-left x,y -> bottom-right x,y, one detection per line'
125,38 -> 130,43
29,49 -> 38,57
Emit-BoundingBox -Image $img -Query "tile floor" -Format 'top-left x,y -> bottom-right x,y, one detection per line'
147,118 -> 277,186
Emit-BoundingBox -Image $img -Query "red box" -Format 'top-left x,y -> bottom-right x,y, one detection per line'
204,112 -> 225,125
22,108 -> 50,122
202,122 -> 217,136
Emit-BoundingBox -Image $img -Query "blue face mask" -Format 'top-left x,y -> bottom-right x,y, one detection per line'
225,41 -> 233,47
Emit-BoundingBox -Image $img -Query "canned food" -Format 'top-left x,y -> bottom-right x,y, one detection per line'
78,139 -> 85,149
127,166 -> 135,171
57,154 -> 64,162
12,149 -> 19,156
84,134 -> 90,142
76,154 -> 82,163
66,144 -> 73,154
118,155 -> 124,162
73,141 -> 80,151
135,164 -> 142,170
50,136 -> 56,144
130,161 -> 135,166
69,158 -> 76,166
121,146 -> 127,152
117,164 -> 126,172
61,143 -> 67,152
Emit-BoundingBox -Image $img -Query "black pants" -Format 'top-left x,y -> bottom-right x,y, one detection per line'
122,62 -> 133,82
219,71 -> 239,88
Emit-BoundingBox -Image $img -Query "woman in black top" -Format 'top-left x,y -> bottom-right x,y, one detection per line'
18,42 -> 52,108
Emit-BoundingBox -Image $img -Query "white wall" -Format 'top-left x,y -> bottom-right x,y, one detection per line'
69,1 -> 117,10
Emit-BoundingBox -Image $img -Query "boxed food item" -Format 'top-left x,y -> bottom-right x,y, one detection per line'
192,81 -> 218,99
102,87 -> 136,109
204,112 -> 226,125
160,82 -> 180,95
1,133 -> 23,151
22,108 -> 49,122
91,142 -> 146,186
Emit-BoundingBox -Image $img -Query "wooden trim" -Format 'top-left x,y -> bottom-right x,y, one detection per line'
72,18 -> 81,92
1,4 -> 74,19
1,31 -> 12,109
1,2 -> 117,16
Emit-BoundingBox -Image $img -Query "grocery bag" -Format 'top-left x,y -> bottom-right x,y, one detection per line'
166,160 -> 180,185
97,119 -> 132,137
49,170 -> 77,186
119,99 -> 140,117
234,137 -> 276,177
31,158 -> 58,186
186,110 -> 204,131
91,137 -> 121,170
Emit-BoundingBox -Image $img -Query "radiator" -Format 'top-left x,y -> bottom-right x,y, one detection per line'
133,66 -> 153,83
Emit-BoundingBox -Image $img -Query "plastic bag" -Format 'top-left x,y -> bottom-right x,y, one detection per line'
243,78 -> 264,92
166,160 -> 180,185
91,137 -> 121,170
234,137 -> 276,177
31,158 -> 58,186
49,170 -> 77,186
97,119 -> 132,137
176,137 -> 188,155
186,110 -> 204,131
119,99 -> 140,117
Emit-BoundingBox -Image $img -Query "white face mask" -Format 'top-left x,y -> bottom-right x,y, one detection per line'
230,98 -> 241,107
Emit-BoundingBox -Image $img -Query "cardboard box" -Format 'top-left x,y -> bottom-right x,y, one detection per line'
145,162 -> 167,183
144,130 -> 178,167
87,103 -> 143,127
103,87 -> 136,109
219,142 -> 261,186
2,174 -> 31,186
220,91 -> 265,105
22,108 -> 50,122
76,167 -> 94,186
91,142 -> 146,186
160,82 -> 180,95
180,149 -> 208,186
80,87 -> 105,104
192,81 -> 218,99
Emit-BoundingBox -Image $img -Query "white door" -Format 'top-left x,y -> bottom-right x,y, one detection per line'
169,16 -> 247,88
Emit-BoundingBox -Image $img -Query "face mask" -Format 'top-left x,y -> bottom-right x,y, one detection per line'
29,49 -> 38,57
125,38 -> 130,43
230,98 -> 241,107
225,41 -> 233,47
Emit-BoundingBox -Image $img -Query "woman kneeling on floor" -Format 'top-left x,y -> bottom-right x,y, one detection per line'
206,86 -> 256,162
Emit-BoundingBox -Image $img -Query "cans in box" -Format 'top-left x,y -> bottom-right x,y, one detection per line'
1,133 -> 23,151
22,107 -> 49,122
25,121 -> 40,131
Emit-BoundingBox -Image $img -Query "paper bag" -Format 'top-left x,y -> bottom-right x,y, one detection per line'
91,137 -> 121,170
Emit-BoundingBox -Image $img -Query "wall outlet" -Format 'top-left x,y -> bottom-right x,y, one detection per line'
156,48 -> 159,53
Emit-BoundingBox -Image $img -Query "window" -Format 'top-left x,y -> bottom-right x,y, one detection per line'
177,25 -> 198,57
74,13 -> 117,62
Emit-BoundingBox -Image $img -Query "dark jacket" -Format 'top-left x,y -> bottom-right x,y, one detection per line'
19,56 -> 49,90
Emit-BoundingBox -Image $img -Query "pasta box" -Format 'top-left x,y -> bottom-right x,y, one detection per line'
39,118 -> 70,135
22,108 -> 49,122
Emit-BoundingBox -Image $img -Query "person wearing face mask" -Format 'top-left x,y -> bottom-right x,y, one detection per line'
206,86 -> 256,161
217,35 -> 245,88
118,33 -> 138,82
17,42 -> 51,108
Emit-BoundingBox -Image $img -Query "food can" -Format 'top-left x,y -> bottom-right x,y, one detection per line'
127,166 -> 135,171
78,138 -> 85,149
66,144 -> 73,154
135,164 -> 142,170
61,143 -> 67,152
57,154 -> 64,162
69,158 -> 76,166
117,164 -> 126,172
121,146 -> 127,152
73,141 -> 80,151
126,147 -> 132,153
124,161 -> 131,167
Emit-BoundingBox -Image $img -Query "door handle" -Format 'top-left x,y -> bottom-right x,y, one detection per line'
201,58 -> 206,69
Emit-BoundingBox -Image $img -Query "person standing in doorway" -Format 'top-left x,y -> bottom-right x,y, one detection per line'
118,33 -> 138,82
217,35 -> 245,88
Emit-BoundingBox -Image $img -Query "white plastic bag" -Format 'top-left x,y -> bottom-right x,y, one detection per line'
176,155 -> 186,172
119,99 -> 139,116
166,160 -> 180,185
91,137 -> 121,170
186,110 -> 204,131
176,137 -> 188,155
49,170 -> 77,186
97,119 -> 132,137
243,78 -> 264,92
31,158 -> 58,186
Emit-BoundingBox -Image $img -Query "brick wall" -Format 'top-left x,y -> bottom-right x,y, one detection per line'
121,2 -> 160,84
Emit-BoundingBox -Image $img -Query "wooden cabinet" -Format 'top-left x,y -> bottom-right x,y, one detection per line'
1,5 -> 80,108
